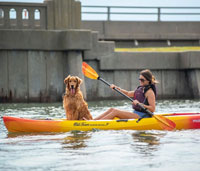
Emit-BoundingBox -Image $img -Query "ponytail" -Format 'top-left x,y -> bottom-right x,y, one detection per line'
151,75 -> 159,84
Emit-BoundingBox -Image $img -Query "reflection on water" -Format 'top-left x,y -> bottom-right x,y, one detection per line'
62,131 -> 92,149
6,132 -> 59,139
131,131 -> 166,157
1,99 -> 200,171
132,131 -> 164,145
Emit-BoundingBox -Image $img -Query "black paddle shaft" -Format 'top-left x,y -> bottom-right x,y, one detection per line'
98,76 -> 153,117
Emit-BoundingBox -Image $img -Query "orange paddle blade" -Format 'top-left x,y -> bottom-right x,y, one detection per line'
153,115 -> 176,131
82,62 -> 99,79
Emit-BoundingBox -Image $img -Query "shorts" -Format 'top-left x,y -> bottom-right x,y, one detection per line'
134,110 -> 151,118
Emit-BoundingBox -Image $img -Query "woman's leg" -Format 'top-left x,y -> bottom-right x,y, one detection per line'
96,108 -> 140,120
94,108 -> 114,120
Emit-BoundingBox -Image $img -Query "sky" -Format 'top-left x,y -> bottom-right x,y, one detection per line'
0,0 -> 200,6
0,0 -> 200,21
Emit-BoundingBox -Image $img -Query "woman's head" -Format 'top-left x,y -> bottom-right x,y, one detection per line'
139,69 -> 158,85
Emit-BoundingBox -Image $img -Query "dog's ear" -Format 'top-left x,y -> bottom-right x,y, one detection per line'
64,75 -> 71,84
76,76 -> 82,86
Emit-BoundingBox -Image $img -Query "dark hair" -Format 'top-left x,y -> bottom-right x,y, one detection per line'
140,69 -> 159,84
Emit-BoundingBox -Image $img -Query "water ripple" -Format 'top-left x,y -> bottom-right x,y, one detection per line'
1,100 -> 200,171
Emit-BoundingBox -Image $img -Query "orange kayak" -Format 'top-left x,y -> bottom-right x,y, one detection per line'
3,112 -> 200,133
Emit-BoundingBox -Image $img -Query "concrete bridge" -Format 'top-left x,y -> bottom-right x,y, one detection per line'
0,0 -> 86,102
0,0 -> 200,102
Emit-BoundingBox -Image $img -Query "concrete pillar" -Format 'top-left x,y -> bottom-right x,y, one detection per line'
16,7 -> 23,29
54,0 -> 67,29
67,0 -> 72,29
0,51 -> 9,102
28,51 -> 47,102
45,0 -> 55,29
66,51 -> 87,99
46,51 -> 64,102
188,69 -> 200,99
75,1 -> 81,29
4,7 -> 9,29
29,8 -> 35,29
8,51 -> 28,102
44,0 -> 81,30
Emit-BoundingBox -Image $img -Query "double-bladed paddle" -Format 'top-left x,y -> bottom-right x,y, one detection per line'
82,62 -> 176,131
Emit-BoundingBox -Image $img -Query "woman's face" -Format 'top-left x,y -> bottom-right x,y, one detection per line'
139,75 -> 149,86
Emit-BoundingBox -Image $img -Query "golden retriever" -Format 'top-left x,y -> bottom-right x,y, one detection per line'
63,75 -> 93,120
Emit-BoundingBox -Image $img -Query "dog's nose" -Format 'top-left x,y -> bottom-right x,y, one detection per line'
71,85 -> 74,89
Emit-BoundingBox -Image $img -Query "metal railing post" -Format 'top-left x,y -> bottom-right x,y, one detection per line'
158,7 -> 161,21
107,6 -> 110,21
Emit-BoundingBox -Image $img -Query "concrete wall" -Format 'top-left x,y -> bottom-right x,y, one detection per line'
0,0 -> 87,102
81,21 -> 200,100
83,32 -> 200,100
0,49 -> 90,102
1,28 -> 200,102
100,52 -> 200,70
1,1 -> 200,102
99,51 -> 200,99
82,21 -> 200,47
0,29 -> 92,102
84,59 -> 200,100
0,29 -> 91,50
82,21 -> 200,40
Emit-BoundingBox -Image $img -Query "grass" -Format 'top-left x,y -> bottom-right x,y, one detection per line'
115,46 -> 200,52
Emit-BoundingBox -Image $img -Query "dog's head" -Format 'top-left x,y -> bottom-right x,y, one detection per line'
64,75 -> 82,95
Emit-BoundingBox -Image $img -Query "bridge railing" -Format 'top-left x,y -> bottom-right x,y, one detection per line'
0,2 -> 47,29
82,6 -> 200,21
0,0 -> 81,30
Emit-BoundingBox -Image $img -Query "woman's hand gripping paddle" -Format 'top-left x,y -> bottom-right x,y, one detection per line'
82,62 -> 176,131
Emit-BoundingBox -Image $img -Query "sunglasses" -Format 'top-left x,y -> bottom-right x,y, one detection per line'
139,78 -> 146,82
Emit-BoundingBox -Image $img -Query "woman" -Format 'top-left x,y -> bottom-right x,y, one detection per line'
94,69 -> 158,120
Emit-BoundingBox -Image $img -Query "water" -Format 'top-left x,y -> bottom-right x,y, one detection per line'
0,99 -> 200,171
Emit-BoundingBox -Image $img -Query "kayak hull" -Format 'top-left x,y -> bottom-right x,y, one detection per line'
3,113 -> 200,133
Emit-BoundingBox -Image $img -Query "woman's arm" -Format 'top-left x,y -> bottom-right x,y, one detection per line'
143,89 -> 156,112
110,84 -> 134,98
